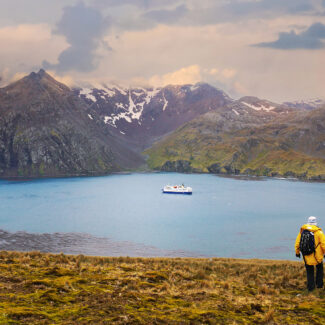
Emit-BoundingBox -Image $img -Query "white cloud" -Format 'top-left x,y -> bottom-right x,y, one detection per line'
208,68 -> 219,76
149,65 -> 201,87
222,68 -> 237,79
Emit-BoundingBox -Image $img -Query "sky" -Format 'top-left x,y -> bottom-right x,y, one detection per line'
0,0 -> 325,102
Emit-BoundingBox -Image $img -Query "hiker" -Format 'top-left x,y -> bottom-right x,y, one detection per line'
295,216 -> 325,291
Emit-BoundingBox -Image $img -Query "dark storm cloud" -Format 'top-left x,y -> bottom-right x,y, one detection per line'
254,23 -> 325,50
43,2 -> 110,73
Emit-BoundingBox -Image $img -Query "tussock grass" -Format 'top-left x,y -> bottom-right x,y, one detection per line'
0,251 -> 324,324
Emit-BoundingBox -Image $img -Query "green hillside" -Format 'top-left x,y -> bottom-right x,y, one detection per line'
145,108 -> 325,180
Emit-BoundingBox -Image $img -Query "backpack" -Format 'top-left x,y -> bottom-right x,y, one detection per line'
299,230 -> 315,256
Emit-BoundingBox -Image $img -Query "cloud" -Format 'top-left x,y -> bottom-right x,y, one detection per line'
148,64 -> 238,90
85,0 -> 320,34
254,22 -> 325,49
43,2 -> 110,73
222,0 -> 315,16
173,0 -> 317,27
93,0 -> 179,9
149,65 -> 202,87
0,0 -> 73,27
221,68 -> 237,79
143,4 -> 188,24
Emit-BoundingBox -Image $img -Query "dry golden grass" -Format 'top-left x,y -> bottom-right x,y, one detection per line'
0,251 -> 324,324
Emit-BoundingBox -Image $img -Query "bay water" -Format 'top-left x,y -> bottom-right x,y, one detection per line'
1,173 -> 324,260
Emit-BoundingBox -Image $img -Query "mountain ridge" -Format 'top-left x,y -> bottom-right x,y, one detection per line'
1,69 -> 324,180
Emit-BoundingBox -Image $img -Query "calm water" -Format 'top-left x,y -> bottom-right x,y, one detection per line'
0,173 -> 324,260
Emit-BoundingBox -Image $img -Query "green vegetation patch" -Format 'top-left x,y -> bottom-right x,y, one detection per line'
144,124 -> 325,179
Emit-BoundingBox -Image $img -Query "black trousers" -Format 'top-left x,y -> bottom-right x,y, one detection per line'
305,262 -> 323,291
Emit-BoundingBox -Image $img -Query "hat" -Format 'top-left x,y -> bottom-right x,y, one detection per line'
307,216 -> 317,226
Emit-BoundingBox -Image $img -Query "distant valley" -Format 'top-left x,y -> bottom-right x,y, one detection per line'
0,69 -> 324,180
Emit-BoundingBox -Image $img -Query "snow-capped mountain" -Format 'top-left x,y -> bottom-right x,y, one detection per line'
238,96 -> 293,114
283,99 -> 325,110
74,83 -> 232,148
1,69 -> 324,179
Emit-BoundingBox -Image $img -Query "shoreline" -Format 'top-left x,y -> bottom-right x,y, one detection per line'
0,229 -> 203,259
0,229 -> 296,261
1,170 -> 324,183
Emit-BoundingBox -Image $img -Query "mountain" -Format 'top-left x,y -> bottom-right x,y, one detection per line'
145,98 -> 325,180
0,70 -> 144,177
1,70 -> 324,179
283,99 -> 325,111
74,83 -> 232,150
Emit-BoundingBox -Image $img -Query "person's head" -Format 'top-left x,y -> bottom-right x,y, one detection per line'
307,216 -> 317,226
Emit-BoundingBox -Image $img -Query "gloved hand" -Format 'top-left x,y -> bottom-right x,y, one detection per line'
296,253 -> 301,258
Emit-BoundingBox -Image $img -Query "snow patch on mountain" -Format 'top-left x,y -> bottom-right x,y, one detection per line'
103,88 -> 115,97
242,102 -> 275,112
115,103 -> 124,109
283,98 -> 325,110
232,109 -> 240,116
80,88 -> 96,102
112,85 -> 127,96
162,92 -> 168,111
190,85 -> 200,92
145,88 -> 160,104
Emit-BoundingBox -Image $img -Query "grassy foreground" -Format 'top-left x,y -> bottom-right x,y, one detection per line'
0,251 -> 324,324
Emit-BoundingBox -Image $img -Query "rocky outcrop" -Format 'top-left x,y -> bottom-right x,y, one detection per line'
160,160 -> 201,173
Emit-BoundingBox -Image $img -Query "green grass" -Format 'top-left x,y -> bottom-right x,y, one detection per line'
0,251 -> 324,324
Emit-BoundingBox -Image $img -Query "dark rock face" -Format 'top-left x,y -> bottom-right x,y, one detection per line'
0,70 -> 144,177
207,163 -> 222,174
161,160 -> 197,173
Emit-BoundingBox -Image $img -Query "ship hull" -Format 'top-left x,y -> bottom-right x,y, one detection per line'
162,190 -> 192,195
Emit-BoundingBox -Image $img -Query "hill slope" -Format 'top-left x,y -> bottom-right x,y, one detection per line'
0,70 -> 144,177
0,251 -> 324,324
145,103 -> 325,180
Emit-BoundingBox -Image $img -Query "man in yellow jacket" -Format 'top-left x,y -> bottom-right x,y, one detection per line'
295,216 -> 325,291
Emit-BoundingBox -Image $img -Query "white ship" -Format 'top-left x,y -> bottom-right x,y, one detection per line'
162,184 -> 192,195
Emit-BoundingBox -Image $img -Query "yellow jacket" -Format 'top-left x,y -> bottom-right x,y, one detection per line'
295,224 -> 325,265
